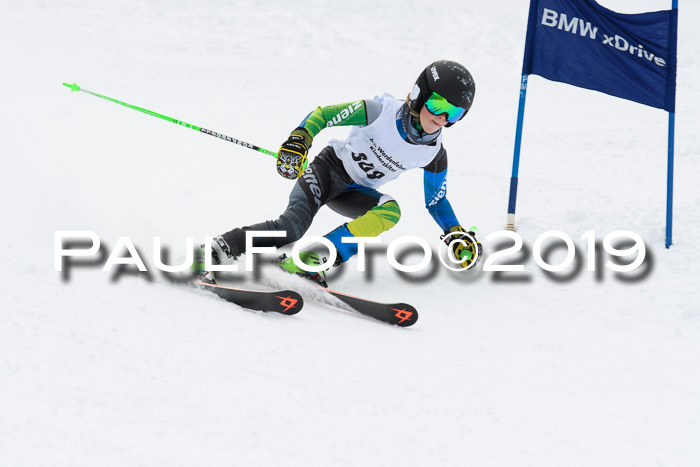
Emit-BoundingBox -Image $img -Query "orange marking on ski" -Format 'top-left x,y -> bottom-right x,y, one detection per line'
392,308 -> 413,324
196,281 -> 247,292
325,288 -> 382,303
276,295 -> 299,313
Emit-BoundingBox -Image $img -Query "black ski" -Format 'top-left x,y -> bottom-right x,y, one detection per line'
320,288 -> 418,327
195,281 -> 303,315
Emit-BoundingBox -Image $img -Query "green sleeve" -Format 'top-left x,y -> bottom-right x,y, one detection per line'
299,100 -> 369,138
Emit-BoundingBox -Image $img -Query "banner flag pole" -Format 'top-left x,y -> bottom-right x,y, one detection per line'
506,74 -> 529,231
666,0 -> 678,248
666,112 -> 675,248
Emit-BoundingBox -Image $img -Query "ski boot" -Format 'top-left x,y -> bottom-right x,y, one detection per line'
274,252 -> 329,288
191,244 -> 217,284
191,236 -> 240,284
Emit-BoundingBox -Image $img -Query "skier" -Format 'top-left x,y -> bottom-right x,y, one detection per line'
198,60 -> 482,285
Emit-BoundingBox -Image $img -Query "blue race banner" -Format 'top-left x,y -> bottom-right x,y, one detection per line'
522,0 -> 677,111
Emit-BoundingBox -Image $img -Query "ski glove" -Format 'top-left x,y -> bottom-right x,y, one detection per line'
277,128 -> 312,179
441,225 -> 482,270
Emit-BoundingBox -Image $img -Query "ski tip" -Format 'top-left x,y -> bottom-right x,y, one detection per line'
63,82 -> 80,92
194,281 -> 304,315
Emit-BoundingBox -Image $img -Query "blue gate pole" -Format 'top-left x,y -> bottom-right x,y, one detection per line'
666,112 -> 675,248
666,0 -> 678,249
506,74 -> 530,231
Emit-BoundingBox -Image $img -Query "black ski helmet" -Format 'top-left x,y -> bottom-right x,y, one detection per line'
409,60 -> 475,126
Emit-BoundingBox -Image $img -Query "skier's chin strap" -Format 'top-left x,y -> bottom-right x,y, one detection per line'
396,103 -> 441,145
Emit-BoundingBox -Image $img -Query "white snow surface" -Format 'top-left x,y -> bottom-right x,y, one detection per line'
2,1 -> 700,466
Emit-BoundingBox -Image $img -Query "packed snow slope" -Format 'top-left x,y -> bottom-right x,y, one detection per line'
2,1 -> 699,466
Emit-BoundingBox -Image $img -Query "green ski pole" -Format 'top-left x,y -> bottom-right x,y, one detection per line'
62,82 -> 306,170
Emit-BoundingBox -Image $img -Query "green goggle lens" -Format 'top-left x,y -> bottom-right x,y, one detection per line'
424,92 -> 466,123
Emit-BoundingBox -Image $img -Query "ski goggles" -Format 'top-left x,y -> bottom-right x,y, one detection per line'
424,92 -> 466,123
